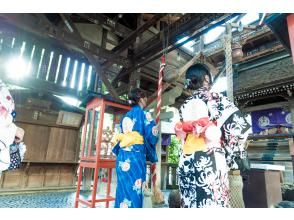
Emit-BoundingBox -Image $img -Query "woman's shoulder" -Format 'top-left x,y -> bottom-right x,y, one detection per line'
181,95 -> 205,109
179,97 -> 208,121
125,105 -> 144,118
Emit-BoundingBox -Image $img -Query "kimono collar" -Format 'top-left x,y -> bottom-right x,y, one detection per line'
133,104 -> 143,110
192,87 -> 222,121
192,87 -> 219,102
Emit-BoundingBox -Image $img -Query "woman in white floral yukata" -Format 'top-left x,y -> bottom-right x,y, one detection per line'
175,64 -> 251,208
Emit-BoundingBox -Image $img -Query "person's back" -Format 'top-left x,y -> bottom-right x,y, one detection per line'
175,63 -> 251,208
112,88 -> 159,208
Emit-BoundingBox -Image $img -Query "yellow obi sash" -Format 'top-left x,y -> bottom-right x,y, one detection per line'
113,131 -> 144,148
183,134 -> 206,154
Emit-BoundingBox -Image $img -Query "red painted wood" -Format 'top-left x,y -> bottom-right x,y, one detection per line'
75,97 -> 130,208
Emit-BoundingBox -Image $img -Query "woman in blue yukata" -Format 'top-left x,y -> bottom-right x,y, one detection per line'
112,88 -> 159,208
175,64 -> 251,208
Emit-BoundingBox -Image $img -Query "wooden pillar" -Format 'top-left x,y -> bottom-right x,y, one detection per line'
129,66 -> 141,90
129,15 -> 143,91
101,28 -> 108,49
199,35 -> 205,51
95,28 -> 108,94
94,73 -> 100,93
155,122 -> 162,189
0,172 -> 3,187
161,163 -> 167,190
287,14 -> 294,63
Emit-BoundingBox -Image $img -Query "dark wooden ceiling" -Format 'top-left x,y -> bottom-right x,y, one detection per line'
0,13 -> 290,109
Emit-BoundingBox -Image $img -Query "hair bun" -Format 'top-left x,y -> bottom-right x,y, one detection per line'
128,88 -> 146,106
185,64 -> 211,90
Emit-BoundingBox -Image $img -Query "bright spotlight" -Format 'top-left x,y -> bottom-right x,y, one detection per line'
6,57 -> 29,79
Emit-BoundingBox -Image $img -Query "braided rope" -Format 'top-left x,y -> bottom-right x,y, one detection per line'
223,31 -> 234,102
156,56 -> 166,124
151,55 -> 166,190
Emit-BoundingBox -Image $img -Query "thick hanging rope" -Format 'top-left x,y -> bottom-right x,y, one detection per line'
150,163 -> 157,189
150,55 -> 166,204
223,24 -> 234,102
150,18 -> 170,205
156,55 -> 166,125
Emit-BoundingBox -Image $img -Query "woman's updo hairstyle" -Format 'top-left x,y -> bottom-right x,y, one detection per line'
185,63 -> 212,90
128,88 -> 146,106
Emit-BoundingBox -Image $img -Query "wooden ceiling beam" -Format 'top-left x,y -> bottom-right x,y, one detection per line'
112,14 -> 166,54
84,51 -> 120,99
0,75 -> 78,98
0,14 -> 130,67
134,14 -> 234,60
113,14 -> 237,83
116,82 -> 129,96
143,13 -> 181,23
101,14 -> 166,71
35,13 -> 56,29
75,13 -> 132,38
59,13 -> 120,100
146,53 -> 202,107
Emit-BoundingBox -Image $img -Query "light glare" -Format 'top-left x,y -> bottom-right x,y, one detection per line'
55,95 -> 81,107
6,57 -> 29,79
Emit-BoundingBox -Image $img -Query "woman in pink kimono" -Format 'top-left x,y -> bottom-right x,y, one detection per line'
175,64 -> 251,208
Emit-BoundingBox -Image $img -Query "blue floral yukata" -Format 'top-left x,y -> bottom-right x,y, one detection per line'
112,105 -> 159,208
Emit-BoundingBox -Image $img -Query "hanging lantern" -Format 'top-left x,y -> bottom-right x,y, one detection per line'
232,42 -> 243,62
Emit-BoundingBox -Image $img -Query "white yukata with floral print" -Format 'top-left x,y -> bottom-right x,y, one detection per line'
177,87 -> 251,208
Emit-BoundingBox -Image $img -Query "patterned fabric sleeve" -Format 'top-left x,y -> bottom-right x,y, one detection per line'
143,112 -> 159,163
200,90 -> 251,170
143,112 -> 159,145
220,108 -> 251,170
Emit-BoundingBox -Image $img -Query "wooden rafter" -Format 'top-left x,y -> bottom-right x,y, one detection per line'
135,14 -> 233,61
101,14 -> 166,71
112,14 -> 166,54
146,53 -> 202,107
59,14 -> 120,99
0,14 -> 130,67
75,13 -> 132,38
0,74 -> 79,98
113,14 -> 236,84
143,13 -> 181,23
